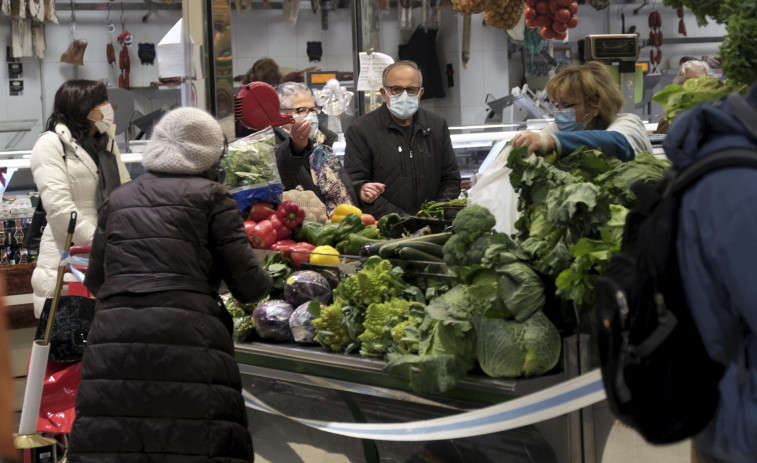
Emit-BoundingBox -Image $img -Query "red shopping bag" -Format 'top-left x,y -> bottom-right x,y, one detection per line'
36,360 -> 81,434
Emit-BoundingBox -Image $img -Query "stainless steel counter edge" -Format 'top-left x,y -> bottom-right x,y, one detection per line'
235,342 -> 567,397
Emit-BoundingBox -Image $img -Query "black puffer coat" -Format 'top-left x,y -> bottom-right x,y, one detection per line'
67,172 -> 272,463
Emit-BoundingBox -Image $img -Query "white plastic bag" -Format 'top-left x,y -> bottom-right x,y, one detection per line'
468,144 -> 520,235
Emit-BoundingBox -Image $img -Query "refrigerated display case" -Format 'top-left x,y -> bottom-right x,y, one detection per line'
236,334 -> 613,463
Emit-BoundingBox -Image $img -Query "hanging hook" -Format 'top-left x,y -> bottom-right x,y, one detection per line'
120,1 -> 126,30
106,2 -> 110,23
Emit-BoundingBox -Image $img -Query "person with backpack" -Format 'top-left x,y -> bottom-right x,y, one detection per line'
663,84 -> 757,462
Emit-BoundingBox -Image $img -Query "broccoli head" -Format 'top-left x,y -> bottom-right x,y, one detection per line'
451,204 -> 496,242
442,234 -> 469,267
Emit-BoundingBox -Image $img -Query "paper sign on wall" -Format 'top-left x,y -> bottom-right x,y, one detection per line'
356,52 -> 394,92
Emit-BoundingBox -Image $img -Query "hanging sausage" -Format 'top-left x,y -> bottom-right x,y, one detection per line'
117,29 -> 132,90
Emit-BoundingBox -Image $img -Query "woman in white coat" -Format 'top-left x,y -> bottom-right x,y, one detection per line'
30,80 -> 131,317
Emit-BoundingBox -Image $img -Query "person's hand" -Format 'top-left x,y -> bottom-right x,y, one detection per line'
360,182 -> 385,204
289,118 -> 311,153
511,130 -> 555,154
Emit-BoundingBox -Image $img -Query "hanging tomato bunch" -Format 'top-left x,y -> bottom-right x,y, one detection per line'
524,0 -> 579,41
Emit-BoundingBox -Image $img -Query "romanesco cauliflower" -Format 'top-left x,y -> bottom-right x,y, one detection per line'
334,256 -> 407,307
358,298 -> 422,357
312,297 -> 352,352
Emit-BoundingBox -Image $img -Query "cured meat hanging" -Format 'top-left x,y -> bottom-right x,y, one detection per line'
118,29 -> 133,90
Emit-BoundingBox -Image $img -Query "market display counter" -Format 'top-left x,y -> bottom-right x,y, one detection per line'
235,336 -> 613,463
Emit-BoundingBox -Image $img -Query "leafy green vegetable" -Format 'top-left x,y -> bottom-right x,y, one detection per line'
507,144 -> 670,312
498,262 -> 545,322
221,128 -> 278,188
473,310 -> 561,378
720,1 -> 757,86
652,77 -> 745,122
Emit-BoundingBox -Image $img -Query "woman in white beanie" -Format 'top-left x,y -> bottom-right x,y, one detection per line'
67,107 -> 272,463
30,79 -> 131,318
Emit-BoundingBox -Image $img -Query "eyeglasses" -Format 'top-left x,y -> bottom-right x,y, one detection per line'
547,100 -> 577,111
281,106 -> 322,116
384,86 -> 422,96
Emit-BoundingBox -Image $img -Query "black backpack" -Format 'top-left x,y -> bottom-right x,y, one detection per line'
595,92 -> 757,444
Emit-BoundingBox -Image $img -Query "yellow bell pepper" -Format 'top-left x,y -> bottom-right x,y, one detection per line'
310,245 -> 341,266
330,204 -> 362,223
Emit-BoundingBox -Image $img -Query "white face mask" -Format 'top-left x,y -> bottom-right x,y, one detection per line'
91,103 -> 114,134
304,112 -> 319,140
387,91 -> 419,120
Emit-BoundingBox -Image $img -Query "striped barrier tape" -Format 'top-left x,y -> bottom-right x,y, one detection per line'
243,368 -> 607,441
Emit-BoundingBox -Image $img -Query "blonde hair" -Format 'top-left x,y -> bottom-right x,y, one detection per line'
546,61 -> 625,130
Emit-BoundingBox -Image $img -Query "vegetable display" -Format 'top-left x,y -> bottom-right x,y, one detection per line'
222,143 -> 680,395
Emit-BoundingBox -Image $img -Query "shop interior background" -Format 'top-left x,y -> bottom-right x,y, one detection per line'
0,0 -> 727,152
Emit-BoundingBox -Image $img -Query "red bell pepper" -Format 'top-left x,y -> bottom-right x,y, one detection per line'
276,200 -> 306,229
290,242 -> 315,269
268,215 -> 291,241
250,219 -> 278,249
248,202 -> 276,222
270,239 -> 297,258
243,220 -> 257,246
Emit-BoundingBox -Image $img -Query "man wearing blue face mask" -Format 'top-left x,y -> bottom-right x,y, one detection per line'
344,60 -> 461,218
511,62 -> 652,162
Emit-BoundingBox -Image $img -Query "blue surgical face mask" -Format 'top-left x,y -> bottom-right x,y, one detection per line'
554,108 -> 585,132
387,91 -> 419,120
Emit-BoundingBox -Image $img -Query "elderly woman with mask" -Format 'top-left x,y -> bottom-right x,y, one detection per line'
274,82 -> 367,211
512,61 -> 652,161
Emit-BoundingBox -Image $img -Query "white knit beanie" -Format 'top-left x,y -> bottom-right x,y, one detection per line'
141,107 -> 224,175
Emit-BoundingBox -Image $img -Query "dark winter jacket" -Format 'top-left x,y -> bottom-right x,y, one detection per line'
664,85 -> 757,463
344,104 -> 461,218
275,126 -> 359,205
68,172 -> 272,463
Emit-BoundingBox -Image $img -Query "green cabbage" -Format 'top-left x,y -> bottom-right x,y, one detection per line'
474,310 -> 561,378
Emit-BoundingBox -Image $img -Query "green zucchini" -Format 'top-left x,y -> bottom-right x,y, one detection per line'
377,232 -> 452,258
398,247 -> 444,262
395,241 -> 445,258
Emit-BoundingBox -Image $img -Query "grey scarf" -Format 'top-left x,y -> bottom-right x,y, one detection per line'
80,134 -> 122,208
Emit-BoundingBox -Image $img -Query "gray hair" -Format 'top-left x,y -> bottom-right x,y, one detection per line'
673,60 -> 713,85
275,82 -> 313,108
381,60 -> 423,87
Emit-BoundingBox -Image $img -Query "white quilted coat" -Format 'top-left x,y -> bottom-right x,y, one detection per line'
30,124 -> 130,317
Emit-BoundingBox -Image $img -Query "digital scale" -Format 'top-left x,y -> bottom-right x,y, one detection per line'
584,34 -> 640,113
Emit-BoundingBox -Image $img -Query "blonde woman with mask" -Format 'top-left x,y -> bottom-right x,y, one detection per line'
512,61 -> 652,162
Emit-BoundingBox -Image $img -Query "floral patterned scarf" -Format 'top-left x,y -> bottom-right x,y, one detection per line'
309,142 -> 353,212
